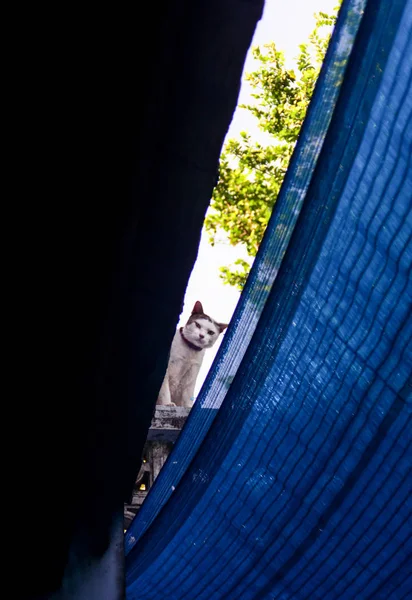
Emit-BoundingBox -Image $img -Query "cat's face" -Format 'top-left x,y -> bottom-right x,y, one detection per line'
183,301 -> 228,350
183,317 -> 222,349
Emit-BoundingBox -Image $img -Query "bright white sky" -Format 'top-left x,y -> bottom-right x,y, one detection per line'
181,0 -> 338,394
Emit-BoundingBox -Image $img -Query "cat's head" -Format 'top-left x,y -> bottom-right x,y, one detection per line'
182,301 -> 228,350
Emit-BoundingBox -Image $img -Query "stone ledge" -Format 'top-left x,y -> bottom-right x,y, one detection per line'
147,406 -> 191,441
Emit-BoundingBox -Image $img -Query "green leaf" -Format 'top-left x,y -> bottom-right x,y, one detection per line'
206,5 -> 339,288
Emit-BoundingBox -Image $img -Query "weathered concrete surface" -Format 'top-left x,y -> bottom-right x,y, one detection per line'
124,406 -> 190,528
147,406 -> 191,441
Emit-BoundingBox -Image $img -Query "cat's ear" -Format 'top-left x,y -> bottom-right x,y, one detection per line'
218,323 -> 228,333
192,301 -> 204,315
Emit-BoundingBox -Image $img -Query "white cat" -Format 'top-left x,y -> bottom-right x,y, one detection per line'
157,301 -> 228,408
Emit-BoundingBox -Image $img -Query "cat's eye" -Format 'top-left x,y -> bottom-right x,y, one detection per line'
195,322 -> 201,328
208,330 -> 215,336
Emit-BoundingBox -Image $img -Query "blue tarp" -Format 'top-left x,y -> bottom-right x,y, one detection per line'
126,0 -> 412,597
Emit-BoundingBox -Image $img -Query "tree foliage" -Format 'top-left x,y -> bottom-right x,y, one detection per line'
205,7 -> 339,290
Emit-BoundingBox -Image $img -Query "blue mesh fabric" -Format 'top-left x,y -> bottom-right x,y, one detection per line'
126,0 -> 412,597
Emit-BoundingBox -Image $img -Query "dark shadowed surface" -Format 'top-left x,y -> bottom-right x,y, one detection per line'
12,1 -> 264,598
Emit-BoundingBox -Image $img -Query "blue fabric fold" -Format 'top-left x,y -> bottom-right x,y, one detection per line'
126,0 -> 412,597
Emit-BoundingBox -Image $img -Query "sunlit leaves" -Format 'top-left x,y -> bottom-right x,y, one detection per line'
205,8 -> 339,289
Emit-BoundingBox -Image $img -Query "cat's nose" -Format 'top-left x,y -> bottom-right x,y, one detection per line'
199,334 -> 204,339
